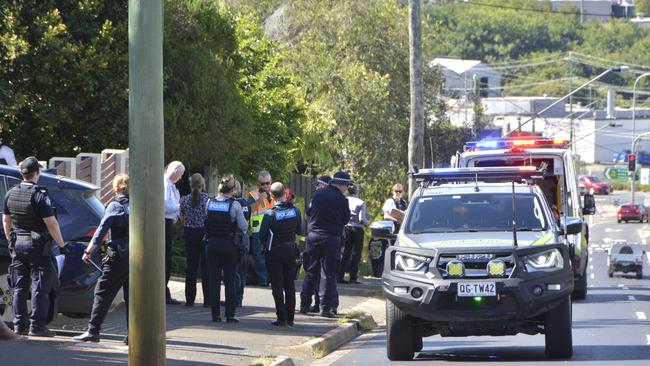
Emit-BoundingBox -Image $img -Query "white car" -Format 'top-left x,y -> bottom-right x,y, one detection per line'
608,242 -> 645,279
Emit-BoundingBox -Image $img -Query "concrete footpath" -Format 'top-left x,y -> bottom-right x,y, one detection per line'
0,277 -> 385,365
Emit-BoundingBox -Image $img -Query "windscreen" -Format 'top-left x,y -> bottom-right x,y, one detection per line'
588,176 -> 601,182
405,193 -> 547,234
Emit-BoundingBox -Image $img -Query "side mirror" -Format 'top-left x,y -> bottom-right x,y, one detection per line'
583,193 -> 596,216
559,217 -> 583,235
370,220 -> 396,238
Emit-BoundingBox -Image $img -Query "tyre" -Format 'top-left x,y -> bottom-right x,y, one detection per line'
572,274 -> 587,300
618,219 -> 621,224
608,271 -> 614,278
545,296 -> 573,359
637,267 -> 643,279
413,333 -> 423,353
386,300 -> 414,361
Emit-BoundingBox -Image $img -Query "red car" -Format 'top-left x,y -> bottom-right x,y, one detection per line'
617,203 -> 649,223
578,175 -> 612,195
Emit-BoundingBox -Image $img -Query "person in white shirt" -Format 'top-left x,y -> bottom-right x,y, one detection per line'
164,161 -> 185,304
0,143 -> 17,166
338,185 -> 368,284
382,183 -> 408,230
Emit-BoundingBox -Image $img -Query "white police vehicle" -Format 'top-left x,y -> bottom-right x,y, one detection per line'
457,137 -> 595,300
381,167 -> 577,360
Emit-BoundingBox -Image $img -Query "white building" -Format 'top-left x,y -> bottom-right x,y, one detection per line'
431,58 -> 502,99
546,0 -> 635,21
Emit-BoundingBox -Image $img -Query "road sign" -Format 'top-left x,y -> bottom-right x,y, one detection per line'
604,167 -> 630,180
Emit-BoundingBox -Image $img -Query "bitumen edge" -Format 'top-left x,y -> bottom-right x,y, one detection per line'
268,355 -> 295,366
299,313 -> 377,360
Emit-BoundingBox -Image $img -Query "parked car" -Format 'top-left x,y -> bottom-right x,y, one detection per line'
578,175 -> 612,195
608,242 -> 645,279
0,165 -> 103,325
617,203 -> 649,223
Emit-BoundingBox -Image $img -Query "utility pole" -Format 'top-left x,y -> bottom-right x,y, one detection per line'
129,0 -> 166,365
580,0 -> 585,23
408,0 -> 424,197
568,52 -> 575,153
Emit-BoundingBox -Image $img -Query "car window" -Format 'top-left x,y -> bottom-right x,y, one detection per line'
619,246 -> 634,255
0,176 -> 6,211
405,193 -> 547,234
589,176 -> 600,182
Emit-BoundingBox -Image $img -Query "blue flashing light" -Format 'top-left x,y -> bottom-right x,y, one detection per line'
476,140 -> 500,149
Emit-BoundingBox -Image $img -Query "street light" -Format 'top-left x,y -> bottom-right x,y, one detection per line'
504,66 -> 630,137
632,72 -> 650,153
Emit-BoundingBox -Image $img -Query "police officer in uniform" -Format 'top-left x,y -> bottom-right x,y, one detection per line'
299,171 -> 350,318
234,180 -> 250,307
73,174 -> 130,343
260,183 -> 303,327
2,157 -> 66,337
205,175 -> 248,323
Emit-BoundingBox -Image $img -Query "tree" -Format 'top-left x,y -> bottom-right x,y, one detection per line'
408,0 -> 424,197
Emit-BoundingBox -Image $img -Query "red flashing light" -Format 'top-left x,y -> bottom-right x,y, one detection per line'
511,139 -> 536,147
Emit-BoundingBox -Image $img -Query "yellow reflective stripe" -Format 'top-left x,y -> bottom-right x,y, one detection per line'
531,233 -> 555,246
250,213 -> 265,233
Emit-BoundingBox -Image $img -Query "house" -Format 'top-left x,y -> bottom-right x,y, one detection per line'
430,58 -> 502,99
546,0 -> 635,21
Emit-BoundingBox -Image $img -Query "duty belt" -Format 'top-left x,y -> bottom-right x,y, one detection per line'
16,235 -> 32,242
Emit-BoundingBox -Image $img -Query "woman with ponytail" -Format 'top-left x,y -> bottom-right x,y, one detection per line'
179,173 -> 209,307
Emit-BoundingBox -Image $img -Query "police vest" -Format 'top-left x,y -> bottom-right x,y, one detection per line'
205,198 -> 237,238
269,204 -> 299,244
6,184 -> 46,233
248,190 -> 274,233
110,196 -> 130,243
394,198 -> 407,211
236,197 -> 251,222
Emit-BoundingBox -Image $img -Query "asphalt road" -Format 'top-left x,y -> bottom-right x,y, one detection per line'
322,191 -> 650,366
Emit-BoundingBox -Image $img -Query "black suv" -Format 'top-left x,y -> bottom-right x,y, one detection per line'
0,165 -> 103,324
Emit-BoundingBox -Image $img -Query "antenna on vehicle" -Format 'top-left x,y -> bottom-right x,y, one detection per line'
512,180 -> 518,248
474,173 -> 480,192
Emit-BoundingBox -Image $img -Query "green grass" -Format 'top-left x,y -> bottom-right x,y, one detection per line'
249,356 -> 276,366
337,309 -> 377,332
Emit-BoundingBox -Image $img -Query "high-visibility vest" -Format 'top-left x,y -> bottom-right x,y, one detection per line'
248,190 -> 274,233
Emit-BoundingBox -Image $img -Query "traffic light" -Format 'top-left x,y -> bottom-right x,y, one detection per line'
629,154 -> 636,172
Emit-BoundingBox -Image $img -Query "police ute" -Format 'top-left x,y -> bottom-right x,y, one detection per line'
457,137 -> 595,300
381,166 -> 576,361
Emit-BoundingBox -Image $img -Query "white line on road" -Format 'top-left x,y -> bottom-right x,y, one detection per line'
637,312 -> 647,320
590,273 -> 595,280
647,335 -> 650,345
590,256 -> 593,263
590,265 -> 594,270
644,239 -> 648,245
629,295 -> 637,301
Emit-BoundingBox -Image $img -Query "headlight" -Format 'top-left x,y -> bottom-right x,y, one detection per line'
524,249 -> 564,272
394,252 -> 429,273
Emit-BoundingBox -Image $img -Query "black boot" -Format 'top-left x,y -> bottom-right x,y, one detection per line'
73,330 -> 100,343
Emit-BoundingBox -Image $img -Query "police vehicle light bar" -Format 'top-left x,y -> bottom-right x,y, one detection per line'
413,166 -> 546,183
465,138 -> 568,151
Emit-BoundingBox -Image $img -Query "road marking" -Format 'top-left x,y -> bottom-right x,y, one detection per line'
619,284 -> 625,288
590,273 -> 595,280
629,295 -> 637,301
647,335 -> 650,345
644,239 -> 648,245
606,228 -> 623,233
637,312 -> 647,320
590,265 -> 594,270
590,256 -> 593,263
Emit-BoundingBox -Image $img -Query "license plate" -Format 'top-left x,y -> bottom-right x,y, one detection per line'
457,282 -> 496,297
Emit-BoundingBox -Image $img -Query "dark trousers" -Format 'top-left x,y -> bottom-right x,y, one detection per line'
235,235 -> 250,306
165,219 -> 174,301
10,253 -> 54,332
300,250 -> 320,310
250,233 -> 268,285
266,243 -> 297,323
339,226 -> 364,281
300,231 -> 340,312
205,237 -> 240,319
184,227 -> 209,305
88,256 -> 129,334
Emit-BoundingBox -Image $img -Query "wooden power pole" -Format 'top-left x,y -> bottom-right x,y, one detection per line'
408,0 -> 425,198
128,0 -> 166,364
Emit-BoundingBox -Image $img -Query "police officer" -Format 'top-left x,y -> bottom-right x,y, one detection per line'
260,183 -> 303,327
247,170 -> 274,286
2,157 -> 66,337
74,174 -> 130,344
299,171 -> 350,318
234,180 -> 250,307
338,185 -> 368,284
205,175 -> 248,323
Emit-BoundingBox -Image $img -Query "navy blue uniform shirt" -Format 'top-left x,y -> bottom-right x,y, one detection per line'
3,182 -> 55,220
259,201 -> 303,245
91,195 -> 129,246
306,185 -> 350,235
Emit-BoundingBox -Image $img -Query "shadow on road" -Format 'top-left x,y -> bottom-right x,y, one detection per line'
414,344 -> 650,362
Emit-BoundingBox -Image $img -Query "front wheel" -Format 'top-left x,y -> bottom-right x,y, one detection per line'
386,300 -> 414,361
545,296 -> 573,359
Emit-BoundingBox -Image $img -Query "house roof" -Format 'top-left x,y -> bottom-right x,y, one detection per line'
431,58 -> 484,75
